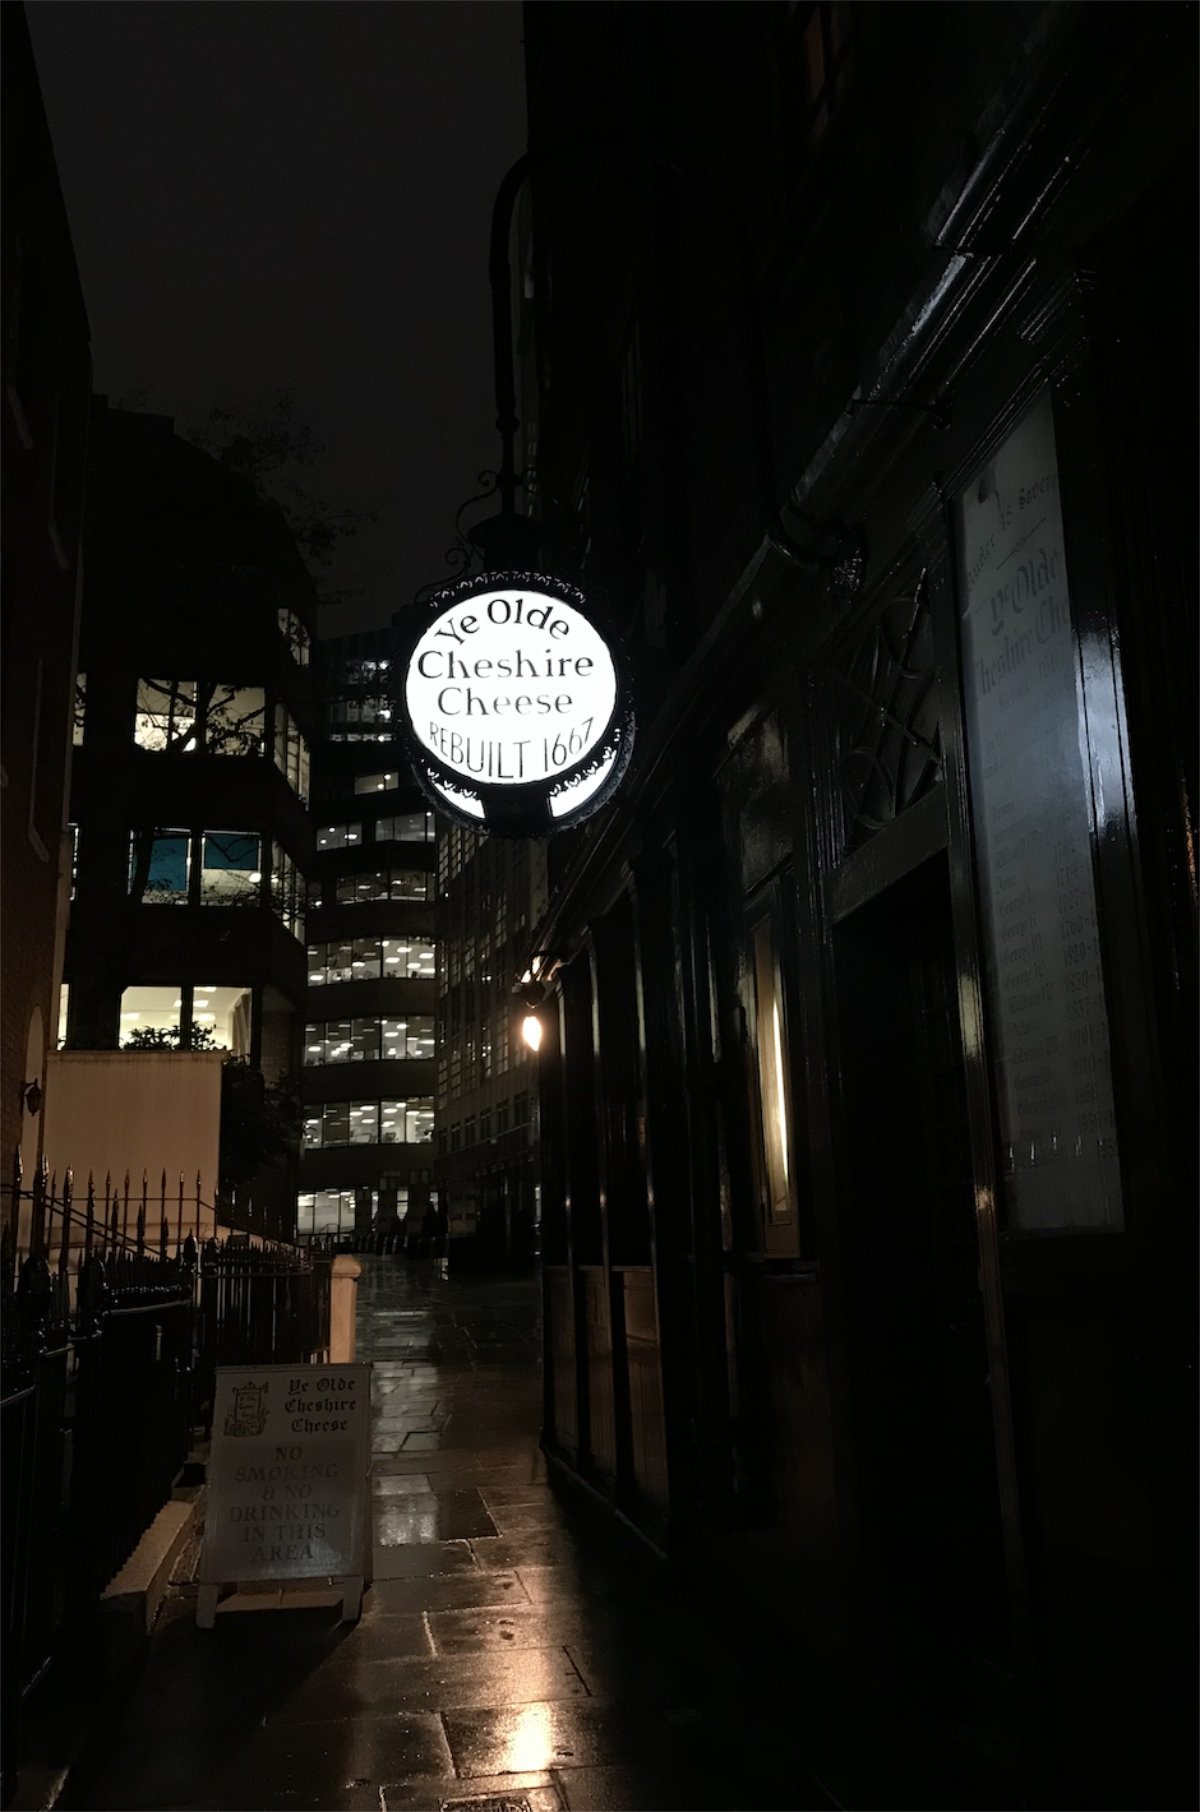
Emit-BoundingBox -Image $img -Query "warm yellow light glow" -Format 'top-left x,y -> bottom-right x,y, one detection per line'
521,1013 -> 543,1052
772,998 -> 789,1184
499,1702 -> 556,1773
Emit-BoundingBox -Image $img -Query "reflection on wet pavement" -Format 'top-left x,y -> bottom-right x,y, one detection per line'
58,1259 -> 836,1812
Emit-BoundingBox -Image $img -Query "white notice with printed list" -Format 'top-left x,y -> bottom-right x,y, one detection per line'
959,392 -> 1122,1232
198,1362 -> 372,1626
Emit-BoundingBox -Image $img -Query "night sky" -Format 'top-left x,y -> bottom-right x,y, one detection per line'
26,1 -> 528,638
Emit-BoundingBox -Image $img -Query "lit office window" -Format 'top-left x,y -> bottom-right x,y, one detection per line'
316,822 -> 362,850
332,867 -> 431,903
382,1016 -> 435,1060
353,771 -> 400,795
350,937 -> 379,978
278,608 -> 311,667
274,705 -> 311,804
203,686 -> 264,756
296,1188 -> 371,1236
375,812 -> 435,843
134,680 -> 196,751
328,690 -> 393,731
392,868 -> 431,899
336,871 -> 387,906
303,1098 -> 433,1147
194,985 -> 253,1055
119,985 -> 181,1044
348,1100 -> 379,1144
131,830 -> 190,904
270,843 -> 305,941
383,937 -> 437,979
327,941 -> 356,982
200,832 -> 261,905
304,1017 -> 433,1064
117,984 -> 252,1053
305,937 -> 437,984
323,1101 -> 353,1146
404,1100 -> 435,1143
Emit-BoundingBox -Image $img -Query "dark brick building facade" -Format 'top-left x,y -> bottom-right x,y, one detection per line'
1,3 -> 92,1174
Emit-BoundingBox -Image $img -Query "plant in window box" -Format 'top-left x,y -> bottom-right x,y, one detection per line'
123,1023 -> 218,1051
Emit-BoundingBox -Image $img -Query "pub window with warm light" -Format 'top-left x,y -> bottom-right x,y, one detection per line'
752,916 -> 796,1224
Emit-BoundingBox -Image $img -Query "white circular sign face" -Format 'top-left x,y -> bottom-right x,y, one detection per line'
405,585 -> 618,789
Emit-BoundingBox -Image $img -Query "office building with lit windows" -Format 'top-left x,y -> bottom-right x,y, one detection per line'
297,630 -> 437,1241
64,401 -> 317,1228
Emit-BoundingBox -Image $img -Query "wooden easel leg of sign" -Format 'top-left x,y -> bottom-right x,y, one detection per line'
196,1577 -> 365,1628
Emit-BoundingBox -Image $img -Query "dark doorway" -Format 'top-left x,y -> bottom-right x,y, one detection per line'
834,849 -> 1008,1685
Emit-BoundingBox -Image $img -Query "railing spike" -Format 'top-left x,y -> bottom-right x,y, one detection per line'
59,1169 -> 73,1275
31,1159 -> 46,1256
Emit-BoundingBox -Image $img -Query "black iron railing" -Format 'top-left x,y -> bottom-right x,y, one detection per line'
194,1239 -> 330,1426
0,1149 -> 331,1803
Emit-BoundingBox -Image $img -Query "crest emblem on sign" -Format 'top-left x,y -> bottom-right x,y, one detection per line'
224,1381 -> 268,1438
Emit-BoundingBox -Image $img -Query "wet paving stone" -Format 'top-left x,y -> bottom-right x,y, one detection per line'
375,1488 -> 499,1544
272,1647 -> 589,1721
203,1712 -> 455,1810
361,1571 -> 529,1616
481,1503 -> 571,1536
425,1605 -> 600,1655
442,1698 -> 710,1776
371,1472 -> 441,1494
469,1533 -> 583,1571
372,1538 -> 481,1580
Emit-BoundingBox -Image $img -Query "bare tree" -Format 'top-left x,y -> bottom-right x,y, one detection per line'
184,387 -> 378,604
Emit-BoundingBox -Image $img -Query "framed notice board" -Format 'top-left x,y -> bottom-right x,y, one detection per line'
198,1362 -> 373,1625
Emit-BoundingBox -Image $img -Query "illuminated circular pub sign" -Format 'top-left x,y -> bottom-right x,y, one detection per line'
400,571 -> 634,835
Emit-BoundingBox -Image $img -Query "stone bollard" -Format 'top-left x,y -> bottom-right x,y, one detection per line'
329,1254 -> 363,1362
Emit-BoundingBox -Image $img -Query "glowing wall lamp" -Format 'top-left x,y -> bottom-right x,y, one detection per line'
514,972 -> 548,1054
